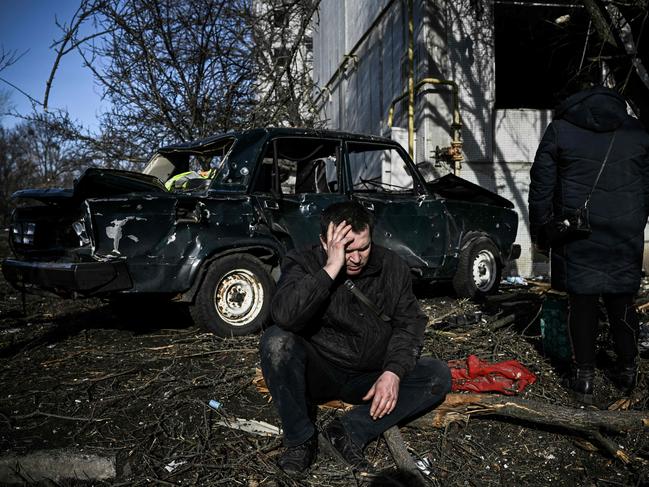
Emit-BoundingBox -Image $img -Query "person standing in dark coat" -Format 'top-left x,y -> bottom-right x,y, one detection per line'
259,201 -> 451,475
529,85 -> 649,404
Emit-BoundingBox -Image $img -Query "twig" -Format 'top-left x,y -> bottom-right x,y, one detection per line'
61,367 -> 139,385
10,410 -> 108,422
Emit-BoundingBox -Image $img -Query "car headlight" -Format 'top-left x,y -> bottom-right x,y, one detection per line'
11,222 -> 36,245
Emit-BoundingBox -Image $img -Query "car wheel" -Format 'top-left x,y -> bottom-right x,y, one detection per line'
191,254 -> 275,337
452,236 -> 502,299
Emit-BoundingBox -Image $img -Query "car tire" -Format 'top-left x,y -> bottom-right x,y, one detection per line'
452,236 -> 502,299
190,254 -> 275,337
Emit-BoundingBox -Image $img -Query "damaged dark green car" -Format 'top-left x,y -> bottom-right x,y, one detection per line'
3,128 -> 520,336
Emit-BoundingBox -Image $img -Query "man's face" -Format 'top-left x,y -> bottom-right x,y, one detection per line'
329,225 -> 372,276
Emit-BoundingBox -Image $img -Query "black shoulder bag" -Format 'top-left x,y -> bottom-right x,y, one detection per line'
548,131 -> 617,245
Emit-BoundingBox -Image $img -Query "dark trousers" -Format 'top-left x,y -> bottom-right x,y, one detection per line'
259,326 -> 452,447
568,293 -> 639,368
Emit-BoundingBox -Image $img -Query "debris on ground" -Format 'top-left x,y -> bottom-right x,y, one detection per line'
448,354 -> 537,394
215,417 -> 282,437
0,245 -> 647,485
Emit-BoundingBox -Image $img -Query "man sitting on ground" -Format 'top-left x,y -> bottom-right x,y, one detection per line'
259,201 -> 451,474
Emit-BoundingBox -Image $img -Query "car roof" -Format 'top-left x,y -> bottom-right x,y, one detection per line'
157,127 -> 399,152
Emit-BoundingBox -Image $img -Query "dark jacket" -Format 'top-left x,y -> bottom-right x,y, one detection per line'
529,86 -> 649,294
270,244 -> 426,379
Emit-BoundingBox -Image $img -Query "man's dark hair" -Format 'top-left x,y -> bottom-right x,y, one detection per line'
320,201 -> 374,240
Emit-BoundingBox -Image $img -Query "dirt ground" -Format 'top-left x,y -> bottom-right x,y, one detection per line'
0,230 -> 647,486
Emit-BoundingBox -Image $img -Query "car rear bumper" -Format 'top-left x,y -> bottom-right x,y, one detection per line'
2,258 -> 133,297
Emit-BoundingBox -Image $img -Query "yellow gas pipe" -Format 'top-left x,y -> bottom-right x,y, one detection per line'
387,77 -> 464,174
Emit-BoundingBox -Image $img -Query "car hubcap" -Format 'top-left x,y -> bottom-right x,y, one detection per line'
214,269 -> 264,326
472,250 -> 497,292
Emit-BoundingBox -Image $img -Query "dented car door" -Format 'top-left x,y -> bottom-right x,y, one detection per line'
344,141 -> 451,279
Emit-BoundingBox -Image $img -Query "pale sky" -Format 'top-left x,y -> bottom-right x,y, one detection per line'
0,0 -> 103,130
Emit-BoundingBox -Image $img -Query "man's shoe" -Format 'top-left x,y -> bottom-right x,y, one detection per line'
565,367 -> 594,405
277,433 -> 317,475
612,363 -> 637,395
322,419 -> 373,474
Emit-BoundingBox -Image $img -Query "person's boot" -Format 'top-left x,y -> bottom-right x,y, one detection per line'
321,418 -> 374,474
612,363 -> 637,395
566,366 -> 594,405
277,433 -> 318,475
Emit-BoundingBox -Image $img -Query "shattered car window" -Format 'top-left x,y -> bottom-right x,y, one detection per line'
253,137 -> 340,195
145,138 -> 238,192
347,142 -> 415,193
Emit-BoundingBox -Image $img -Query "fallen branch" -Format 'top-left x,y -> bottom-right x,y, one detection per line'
410,393 -> 649,464
485,314 -> 515,331
61,367 -> 138,386
383,426 -> 426,485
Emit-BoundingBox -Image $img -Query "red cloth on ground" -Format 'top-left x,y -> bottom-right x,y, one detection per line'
448,354 -> 536,395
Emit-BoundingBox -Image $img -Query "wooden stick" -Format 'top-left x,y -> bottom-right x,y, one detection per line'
383,425 -> 426,484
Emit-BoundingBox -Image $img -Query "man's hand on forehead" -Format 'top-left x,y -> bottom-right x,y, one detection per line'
322,220 -> 353,279
327,220 -> 352,241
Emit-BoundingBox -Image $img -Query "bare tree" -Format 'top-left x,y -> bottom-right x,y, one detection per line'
0,128 -> 22,224
17,117 -> 93,187
0,46 -> 23,76
0,87 -> 91,223
0,88 -> 23,224
0,47 -> 28,118
579,0 -> 649,125
0,89 -> 12,122
37,0 -> 321,169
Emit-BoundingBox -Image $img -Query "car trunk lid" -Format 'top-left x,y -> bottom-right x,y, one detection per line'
11,168 -> 167,205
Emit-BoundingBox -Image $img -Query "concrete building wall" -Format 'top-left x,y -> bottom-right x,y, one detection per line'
313,0 -> 407,136
443,1 -> 494,163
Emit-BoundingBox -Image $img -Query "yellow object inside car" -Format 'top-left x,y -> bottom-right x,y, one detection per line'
165,169 -> 215,191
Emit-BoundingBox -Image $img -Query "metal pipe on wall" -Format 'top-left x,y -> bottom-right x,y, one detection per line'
387,77 -> 464,173
313,0 -> 397,108
394,0 -> 463,174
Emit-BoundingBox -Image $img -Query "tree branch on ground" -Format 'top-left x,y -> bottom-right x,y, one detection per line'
411,393 -> 649,464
